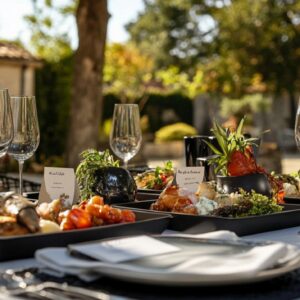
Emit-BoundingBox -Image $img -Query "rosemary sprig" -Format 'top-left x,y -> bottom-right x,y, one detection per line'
76,149 -> 119,200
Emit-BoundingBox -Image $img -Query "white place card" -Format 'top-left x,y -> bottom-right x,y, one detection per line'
38,167 -> 78,207
176,167 -> 204,192
69,235 -> 180,263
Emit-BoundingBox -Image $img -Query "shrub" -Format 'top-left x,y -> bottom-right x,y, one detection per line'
220,94 -> 271,124
155,122 -> 197,142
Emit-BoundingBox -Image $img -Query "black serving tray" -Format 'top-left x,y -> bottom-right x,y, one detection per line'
23,191 -> 161,202
114,200 -> 300,236
137,188 -> 162,194
0,210 -> 171,261
284,196 -> 300,204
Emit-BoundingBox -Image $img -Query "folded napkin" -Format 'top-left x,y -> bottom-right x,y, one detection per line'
35,230 -> 298,282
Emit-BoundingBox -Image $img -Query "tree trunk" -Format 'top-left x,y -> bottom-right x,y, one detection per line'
288,89 -> 296,129
66,0 -> 108,167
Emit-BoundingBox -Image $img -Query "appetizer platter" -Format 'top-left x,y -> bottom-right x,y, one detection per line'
117,118 -> 300,235
115,197 -> 300,236
0,192 -> 170,261
135,161 -> 174,193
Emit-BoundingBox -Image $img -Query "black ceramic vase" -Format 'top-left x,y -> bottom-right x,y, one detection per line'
216,173 -> 272,197
92,167 -> 137,204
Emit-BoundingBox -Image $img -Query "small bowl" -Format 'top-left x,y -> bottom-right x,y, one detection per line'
92,167 -> 137,204
216,173 -> 272,196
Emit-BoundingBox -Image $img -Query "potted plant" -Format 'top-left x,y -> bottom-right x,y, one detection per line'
205,118 -> 280,198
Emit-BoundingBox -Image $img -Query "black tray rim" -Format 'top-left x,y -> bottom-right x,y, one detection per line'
137,188 -> 162,194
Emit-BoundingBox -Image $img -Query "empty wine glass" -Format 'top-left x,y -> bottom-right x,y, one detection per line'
295,98 -> 300,150
0,89 -> 13,158
8,96 -> 40,195
110,104 -> 142,168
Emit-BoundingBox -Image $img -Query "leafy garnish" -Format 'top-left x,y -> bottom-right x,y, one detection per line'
76,149 -> 119,200
212,190 -> 282,217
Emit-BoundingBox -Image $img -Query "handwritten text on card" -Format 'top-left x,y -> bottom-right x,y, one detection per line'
176,167 -> 204,192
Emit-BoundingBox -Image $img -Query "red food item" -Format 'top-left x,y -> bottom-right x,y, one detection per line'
121,209 -> 136,222
60,217 -> 76,231
227,150 -> 257,176
85,203 -> 102,218
99,205 -> 123,224
89,195 -> 104,206
67,208 -> 93,229
59,195 -> 136,230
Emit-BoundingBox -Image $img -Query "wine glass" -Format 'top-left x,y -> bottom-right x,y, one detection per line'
295,98 -> 300,150
110,104 -> 142,168
0,89 -> 13,158
8,96 -> 40,195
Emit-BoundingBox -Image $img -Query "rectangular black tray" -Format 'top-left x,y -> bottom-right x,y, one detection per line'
137,188 -> 162,194
0,210 -> 171,261
284,196 -> 300,204
24,191 -> 161,201
114,200 -> 300,236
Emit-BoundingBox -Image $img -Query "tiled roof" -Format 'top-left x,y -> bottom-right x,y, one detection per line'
0,42 -> 41,63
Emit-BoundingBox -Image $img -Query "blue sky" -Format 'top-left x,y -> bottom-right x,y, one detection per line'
0,0 -> 145,48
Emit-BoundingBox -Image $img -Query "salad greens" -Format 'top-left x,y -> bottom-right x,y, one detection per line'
135,161 -> 174,190
212,190 -> 282,217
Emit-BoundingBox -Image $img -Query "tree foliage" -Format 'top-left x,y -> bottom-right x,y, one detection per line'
103,43 -> 154,102
24,0 -> 75,61
128,0 -> 300,100
126,0 -> 215,71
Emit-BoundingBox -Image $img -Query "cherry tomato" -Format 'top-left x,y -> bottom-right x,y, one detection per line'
121,210 -> 136,222
89,195 -> 104,206
60,217 -> 76,231
68,208 -> 92,229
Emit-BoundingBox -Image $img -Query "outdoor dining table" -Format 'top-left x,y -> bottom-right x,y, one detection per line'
2,226 -> 300,300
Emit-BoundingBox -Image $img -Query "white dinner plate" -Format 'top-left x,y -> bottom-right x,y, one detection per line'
71,236 -> 300,286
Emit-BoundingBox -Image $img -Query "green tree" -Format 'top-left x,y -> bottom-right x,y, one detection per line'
126,0 -> 214,71
213,0 -> 300,126
128,0 -> 300,126
103,43 -> 154,102
25,0 -> 74,61
26,0 -> 109,167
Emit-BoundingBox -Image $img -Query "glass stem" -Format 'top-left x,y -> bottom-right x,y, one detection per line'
123,159 -> 128,169
18,160 -> 24,195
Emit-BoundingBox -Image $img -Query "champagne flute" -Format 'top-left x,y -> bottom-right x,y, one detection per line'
295,98 -> 300,150
0,89 -> 13,158
110,104 -> 142,168
8,96 -> 40,195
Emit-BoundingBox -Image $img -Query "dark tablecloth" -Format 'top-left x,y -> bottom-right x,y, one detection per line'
36,268 -> 300,300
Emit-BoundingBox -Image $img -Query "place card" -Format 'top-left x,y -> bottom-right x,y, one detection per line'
176,167 -> 204,192
69,235 -> 180,263
38,167 -> 79,207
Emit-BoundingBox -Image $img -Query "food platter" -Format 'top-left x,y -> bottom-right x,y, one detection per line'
115,200 -> 300,236
0,210 -> 171,261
